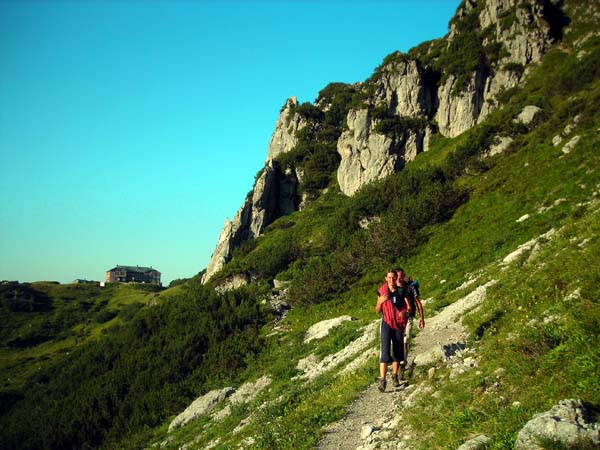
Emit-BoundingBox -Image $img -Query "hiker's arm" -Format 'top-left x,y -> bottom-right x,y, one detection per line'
375,295 -> 387,314
416,297 -> 425,328
403,297 -> 412,317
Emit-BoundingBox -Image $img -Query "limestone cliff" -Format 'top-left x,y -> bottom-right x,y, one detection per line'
372,58 -> 433,118
434,69 -> 487,137
202,160 -> 298,282
266,97 -> 306,161
203,0 -> 566,280
336,108 -> 433,196
438,0 -> 559,134
477,0 -> 554,65
335,0 -> 562,194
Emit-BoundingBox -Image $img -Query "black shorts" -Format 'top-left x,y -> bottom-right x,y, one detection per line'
379,319 -> 405,363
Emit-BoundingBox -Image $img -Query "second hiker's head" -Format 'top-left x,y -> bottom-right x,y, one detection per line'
395,268 -> 405,284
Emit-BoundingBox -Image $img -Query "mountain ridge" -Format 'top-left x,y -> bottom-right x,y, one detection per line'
201,0 -> 571,283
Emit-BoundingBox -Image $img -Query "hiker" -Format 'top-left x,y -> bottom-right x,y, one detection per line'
396,269 -> 425,367
375,269 -> 412,392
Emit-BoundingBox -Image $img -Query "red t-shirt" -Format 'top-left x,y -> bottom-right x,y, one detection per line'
377,283 -> 408,330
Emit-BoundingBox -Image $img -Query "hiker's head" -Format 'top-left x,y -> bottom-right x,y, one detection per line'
385,270 -> 397,285
395,268 -> 405,283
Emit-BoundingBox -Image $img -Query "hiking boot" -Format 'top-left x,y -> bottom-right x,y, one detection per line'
392,374 -> 400,387
399,360 -> 407,380
377,377 -> 386,392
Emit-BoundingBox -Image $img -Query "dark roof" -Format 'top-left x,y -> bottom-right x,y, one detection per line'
107,265 -> 160,274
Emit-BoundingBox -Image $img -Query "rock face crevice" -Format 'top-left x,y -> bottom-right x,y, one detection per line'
202,159 -> 298,282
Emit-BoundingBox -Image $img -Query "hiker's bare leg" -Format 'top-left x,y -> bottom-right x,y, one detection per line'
379,362 -> 387,379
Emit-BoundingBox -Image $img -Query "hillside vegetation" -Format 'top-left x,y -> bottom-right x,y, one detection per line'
1,0 -> 599,449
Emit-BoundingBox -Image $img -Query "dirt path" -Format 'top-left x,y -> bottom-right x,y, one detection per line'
317,281 -> 495,450
317,379 -> 407,450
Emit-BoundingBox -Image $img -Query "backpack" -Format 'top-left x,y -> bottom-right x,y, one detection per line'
411,280 -> 420,296
406,280 -> 420,317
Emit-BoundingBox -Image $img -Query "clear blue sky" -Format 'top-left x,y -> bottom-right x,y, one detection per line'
0,0 -> 459,286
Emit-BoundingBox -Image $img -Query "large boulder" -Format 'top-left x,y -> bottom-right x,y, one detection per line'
168,387 -> 235,432
515,399 -> 600,450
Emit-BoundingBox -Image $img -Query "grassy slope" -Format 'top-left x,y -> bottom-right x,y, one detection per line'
400,79 -> 600,448
0,282 -> 169,395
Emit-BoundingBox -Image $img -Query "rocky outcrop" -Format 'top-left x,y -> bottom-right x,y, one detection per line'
479,67 -> 522,118
266,97 -> 306,161
304,315 -> 352,343
479,0 -> 554,66
485,103 -> 544,158
202,160 -> 299,283
336,108 -> 432,195
295,320 -> 379,382
373,58 -> 433,117
452,0 -> 555,65
440,0 -> 557,132
203,98 -> 307,284
336,109 -> 402,196
168,387 -> 234,432
485,135 -> 514,157
457,435 -> 491,450
335,57 -> 436,195
514,105 -> 543,126
435,70 -> 487,138
515,399 -> 600,450
336,0 -> 559,192
214,273 -> 250,294
202,203 -> 251,284
479,0 -> 558,118
211,376 -> 272,423
202,0 -> 566,274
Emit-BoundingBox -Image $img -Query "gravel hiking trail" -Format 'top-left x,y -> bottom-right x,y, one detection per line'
317,282 -> 494,450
